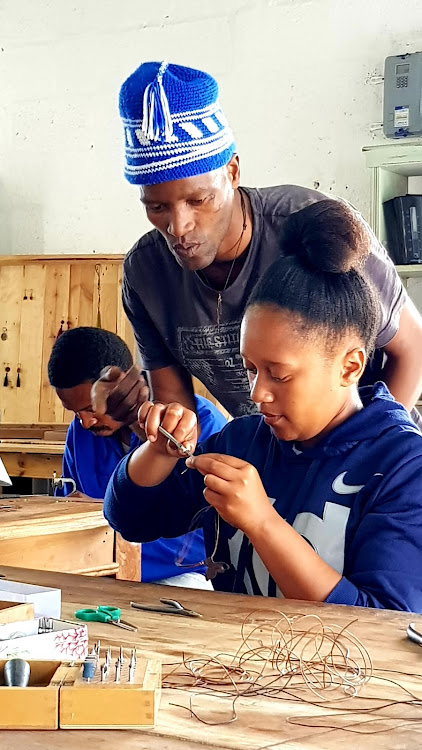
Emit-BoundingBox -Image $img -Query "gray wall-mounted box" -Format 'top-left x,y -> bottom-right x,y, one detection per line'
384,52 -> 422,138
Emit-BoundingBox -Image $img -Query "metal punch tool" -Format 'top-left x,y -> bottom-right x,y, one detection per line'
157,426 -> 193,458
407,622 -> 422,647
130,597 -> 201,618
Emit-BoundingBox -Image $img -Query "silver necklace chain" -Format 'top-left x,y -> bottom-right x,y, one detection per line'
198,190 -> 248,329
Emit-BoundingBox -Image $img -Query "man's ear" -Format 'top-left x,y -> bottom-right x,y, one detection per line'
226,154 -> 240,188
340,347 -> 366,386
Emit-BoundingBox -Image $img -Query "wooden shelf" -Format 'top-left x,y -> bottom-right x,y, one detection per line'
363,142 -> 422,245
395,265 -> 422,278
363,141 -> 422,175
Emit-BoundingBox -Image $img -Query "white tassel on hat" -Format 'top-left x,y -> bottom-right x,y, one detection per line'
141,60 -> 177,142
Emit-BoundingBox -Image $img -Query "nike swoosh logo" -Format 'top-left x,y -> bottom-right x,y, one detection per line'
332,471 -> 365,495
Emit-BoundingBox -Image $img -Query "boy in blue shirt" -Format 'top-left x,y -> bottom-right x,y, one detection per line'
104,200 -> 422,611
48,327 -> 226,587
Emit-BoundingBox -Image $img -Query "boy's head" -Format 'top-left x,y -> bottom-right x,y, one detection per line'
241,200 -> 380,445
48,327 -> 133,437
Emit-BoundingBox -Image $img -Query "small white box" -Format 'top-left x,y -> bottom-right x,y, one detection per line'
0,580 -> 61,618
0,618 -> 88,660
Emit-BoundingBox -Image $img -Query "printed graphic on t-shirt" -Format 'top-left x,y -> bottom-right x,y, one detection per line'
177,321 -> 256,415
228,495 -> 354,597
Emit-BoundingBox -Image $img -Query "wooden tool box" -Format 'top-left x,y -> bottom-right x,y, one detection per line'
0,599 -> 34,624
0,657 -> 161,730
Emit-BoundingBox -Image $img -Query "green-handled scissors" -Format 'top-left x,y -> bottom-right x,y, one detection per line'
75,605 -> 137,631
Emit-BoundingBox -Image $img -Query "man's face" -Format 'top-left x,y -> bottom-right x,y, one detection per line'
139,159 -> 239,271
56,382 -> 123,437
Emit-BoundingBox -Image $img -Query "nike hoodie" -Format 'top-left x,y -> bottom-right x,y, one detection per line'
104,383 -> 422,612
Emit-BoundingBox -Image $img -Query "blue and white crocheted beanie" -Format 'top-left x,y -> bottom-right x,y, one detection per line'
119,61 -> 235,185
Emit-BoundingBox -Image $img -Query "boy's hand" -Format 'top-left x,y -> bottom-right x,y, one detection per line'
185,453 -> 272,535
138,401 -> 198,458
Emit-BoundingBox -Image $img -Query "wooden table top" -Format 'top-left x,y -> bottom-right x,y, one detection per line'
0,566 -> 421,749
0,497 -> 107,539
0,440 -> 65,454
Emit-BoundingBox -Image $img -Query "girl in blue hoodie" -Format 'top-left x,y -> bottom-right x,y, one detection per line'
104,199 -> 422,611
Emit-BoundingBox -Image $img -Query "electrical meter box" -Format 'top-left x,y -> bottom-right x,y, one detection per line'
384,52 -> 422,138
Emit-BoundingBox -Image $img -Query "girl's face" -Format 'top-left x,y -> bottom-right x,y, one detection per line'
240,306 -> 366,445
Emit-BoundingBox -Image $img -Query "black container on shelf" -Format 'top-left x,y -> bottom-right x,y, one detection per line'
383,195 -> 422,264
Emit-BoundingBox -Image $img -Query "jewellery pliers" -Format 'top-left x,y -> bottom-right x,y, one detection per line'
130,598 -> 202,618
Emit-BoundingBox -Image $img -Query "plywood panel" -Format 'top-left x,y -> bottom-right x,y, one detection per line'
68,262 -> 95,328
0,266 -> 24,422
97,263 -> 119,333
115,534 -> 141,581
0,256 -> 136,427
0,526 -> 113,573
39,264 -> 70,422
14,264 -> 46,422
1,452 -> 63,479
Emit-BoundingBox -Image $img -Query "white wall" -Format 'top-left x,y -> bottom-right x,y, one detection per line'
1,0 -> 422,255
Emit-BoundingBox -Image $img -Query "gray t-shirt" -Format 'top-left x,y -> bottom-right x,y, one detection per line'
122,185 -> 406,417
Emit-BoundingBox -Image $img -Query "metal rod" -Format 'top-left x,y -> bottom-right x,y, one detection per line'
157,425 -> 193,457
111,619 -> 137,631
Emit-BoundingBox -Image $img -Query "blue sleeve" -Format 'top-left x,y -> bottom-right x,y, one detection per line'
103,423 -> 237,543
326,456 -> 422,612
104,454 -> 207,542
194,395 -> 227,441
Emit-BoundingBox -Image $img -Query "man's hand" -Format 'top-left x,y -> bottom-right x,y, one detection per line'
185,453 -> 273,535
138,401 -> 198,457
91,364 -> 149,425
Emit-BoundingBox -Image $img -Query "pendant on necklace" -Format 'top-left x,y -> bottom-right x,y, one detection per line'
216,292 -> 222,329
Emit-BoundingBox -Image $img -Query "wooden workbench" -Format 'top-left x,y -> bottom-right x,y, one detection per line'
0,566 -> 421,749
0,497 -> 116,576
0,439 -> 64,479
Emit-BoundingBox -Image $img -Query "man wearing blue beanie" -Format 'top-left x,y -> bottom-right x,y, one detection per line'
97,61 -> 422,422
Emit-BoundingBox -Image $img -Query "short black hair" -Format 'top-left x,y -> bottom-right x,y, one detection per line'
247,199 -> 380,353
48,327 -> 133,389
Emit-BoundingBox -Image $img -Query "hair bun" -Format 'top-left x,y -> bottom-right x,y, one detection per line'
283,199 -> 370,274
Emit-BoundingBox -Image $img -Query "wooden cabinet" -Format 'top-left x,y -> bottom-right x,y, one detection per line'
363,141 -> 422,246
363,142 -> 422,413
0,496 -> 116,577
363,142 -> 422,301
0,255 -> 135,425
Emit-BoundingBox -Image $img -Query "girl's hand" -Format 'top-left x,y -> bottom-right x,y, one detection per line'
185,453 -> 273,535
138,401 -> 198,458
